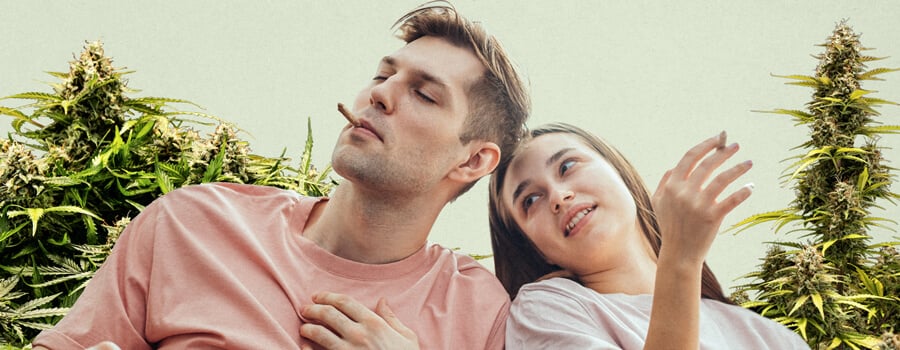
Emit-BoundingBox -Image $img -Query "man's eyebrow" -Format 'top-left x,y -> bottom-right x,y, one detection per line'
381,56 -> 448,90
510,148 -> 575,203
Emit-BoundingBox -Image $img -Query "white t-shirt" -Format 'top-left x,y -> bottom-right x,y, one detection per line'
507,277 -> 809,349
34,183 -> 509,349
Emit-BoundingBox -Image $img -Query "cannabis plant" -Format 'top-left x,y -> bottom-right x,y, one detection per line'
0,41 -> 335,346
731,21 -> 900,349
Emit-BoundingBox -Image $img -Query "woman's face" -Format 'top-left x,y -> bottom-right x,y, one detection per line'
501,133 -> 639,274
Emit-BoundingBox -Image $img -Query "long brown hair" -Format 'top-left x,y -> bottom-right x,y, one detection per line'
489,123 -> 733,304
394,2 -> 531,197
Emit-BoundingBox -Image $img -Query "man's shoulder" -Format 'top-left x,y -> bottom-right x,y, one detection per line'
426,243 -> 509,298
428,243 -> 494,275
155,183 -> 312,207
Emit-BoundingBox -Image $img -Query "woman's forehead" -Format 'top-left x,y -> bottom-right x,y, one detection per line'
503,134 -> 584,198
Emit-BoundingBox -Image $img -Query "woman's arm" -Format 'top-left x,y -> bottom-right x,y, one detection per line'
645,131 -> 753,349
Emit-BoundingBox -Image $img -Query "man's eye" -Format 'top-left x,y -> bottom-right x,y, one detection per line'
560,160 -> 576,175
416,90 -> 436,104
373,75 -> 387,81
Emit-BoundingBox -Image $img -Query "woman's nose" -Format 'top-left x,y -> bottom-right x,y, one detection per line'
550,189 -> 575,214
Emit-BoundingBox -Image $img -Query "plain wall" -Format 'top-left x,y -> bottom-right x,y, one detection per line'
2,1 -> 899,291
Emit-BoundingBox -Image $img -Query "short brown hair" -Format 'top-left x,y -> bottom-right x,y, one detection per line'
395,2 -> 531,197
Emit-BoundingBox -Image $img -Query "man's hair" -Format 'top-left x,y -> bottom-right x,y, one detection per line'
394,2 -> 531,198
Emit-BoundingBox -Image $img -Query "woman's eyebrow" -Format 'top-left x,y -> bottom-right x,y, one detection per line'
546,148 -> 574,167
512,179 -> 532,204
510,147 -> 575,203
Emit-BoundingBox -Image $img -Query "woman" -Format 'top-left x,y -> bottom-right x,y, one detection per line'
489,123 -> 807,349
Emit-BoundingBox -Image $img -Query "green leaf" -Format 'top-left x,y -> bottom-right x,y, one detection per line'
44,71 -> 70,79
3,91 -> 63,101
796,318 -> 809,341
810,293 -> 825,320
858,67 -> 900,80
856,166 -> 869,192
848,89 -> 872,100
859,96 -> 899,106
7,206 -> 101,236
788,294 -> 809,316
772,74 -> 818,83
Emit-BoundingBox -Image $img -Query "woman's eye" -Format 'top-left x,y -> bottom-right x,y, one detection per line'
522,194 -> 538,212
560,160 -> 576,175
372,75 -> 387,81
415,90 -> 436,104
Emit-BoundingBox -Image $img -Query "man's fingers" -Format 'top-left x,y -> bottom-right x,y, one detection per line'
376,298 -> 416,339
313,292 -> 370,323
300,322 -> 343,349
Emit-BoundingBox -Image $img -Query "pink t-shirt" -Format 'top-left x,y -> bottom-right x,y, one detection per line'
33,183 -> 509,349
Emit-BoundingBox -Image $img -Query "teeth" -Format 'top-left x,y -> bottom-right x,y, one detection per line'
565,208 -> 593,236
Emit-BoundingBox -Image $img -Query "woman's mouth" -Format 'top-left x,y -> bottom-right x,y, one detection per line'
564,206 -> 594,237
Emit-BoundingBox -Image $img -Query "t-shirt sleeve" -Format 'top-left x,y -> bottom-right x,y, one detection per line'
506,284 -> 621,349
483,297 -> 510,350
32,197 -> 164,350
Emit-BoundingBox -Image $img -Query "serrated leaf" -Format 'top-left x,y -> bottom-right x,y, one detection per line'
788,294 -> 809,316
848,89 -> 872,100
3,92 -> 63,101
858,67 -> 900,80
17,307 -> 70,319
15,293 -> 59,313
810,293 -> 824,320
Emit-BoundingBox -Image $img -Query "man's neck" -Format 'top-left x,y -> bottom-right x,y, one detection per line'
303,183 -> 447,264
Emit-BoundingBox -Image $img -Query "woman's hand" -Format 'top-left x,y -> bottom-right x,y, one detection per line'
651,131 -> 753,266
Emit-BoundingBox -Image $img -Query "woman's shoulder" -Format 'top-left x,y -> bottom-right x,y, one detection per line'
702,299 -> 809,348
514,277 -> 653,315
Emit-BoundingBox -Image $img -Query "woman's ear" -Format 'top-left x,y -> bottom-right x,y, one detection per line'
448,142 -> 500,183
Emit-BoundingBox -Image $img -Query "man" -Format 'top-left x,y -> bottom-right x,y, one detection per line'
32,2 -> 530,349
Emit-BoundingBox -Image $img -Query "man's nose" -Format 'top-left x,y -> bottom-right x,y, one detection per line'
369,79 -> 394,114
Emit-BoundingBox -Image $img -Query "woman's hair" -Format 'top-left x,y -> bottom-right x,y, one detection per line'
489,122 -> 733,304
394,2 -> 531,198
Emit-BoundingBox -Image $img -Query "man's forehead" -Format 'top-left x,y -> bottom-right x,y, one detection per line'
388,36 -> 483,85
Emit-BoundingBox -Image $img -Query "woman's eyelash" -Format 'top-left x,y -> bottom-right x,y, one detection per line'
523,194 -> 539,212
560,159 -> 576,175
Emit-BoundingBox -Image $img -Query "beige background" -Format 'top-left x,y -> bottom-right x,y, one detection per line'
3,1 -> 899,291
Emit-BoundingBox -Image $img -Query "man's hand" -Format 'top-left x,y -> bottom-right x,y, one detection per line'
299,292 -> 419,350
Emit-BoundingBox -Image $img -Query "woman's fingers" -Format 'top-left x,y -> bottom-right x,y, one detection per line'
687,142 -> 740,189
703,159 -> 753,202
669,131 -> 727,181
715,182 -> 755,217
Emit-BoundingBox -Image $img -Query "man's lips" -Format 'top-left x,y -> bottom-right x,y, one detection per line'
351,119 -> 383,142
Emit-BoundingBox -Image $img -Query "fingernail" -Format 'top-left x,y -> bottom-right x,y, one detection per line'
743,182 -> 755,191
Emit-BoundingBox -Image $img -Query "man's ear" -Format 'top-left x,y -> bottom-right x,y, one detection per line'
448,142 -> 500,183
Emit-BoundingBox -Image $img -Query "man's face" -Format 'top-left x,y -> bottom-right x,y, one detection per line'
331,36 -> 484,196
